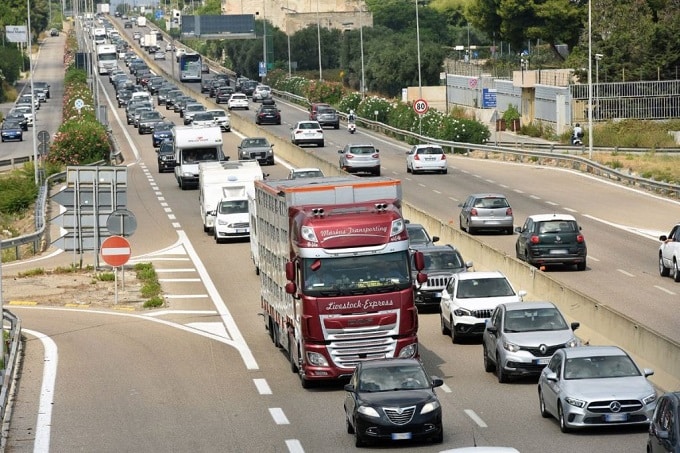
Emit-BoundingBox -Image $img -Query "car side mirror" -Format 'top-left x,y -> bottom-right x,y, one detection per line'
432,236 -> 440,243
431,377 -> 444,388
570,321 -> 580,331
344,383 -> 355,392
545,372 -> 558,382
485,323 -> 497,335
515,226 -> 522,233
518,290 -> 527,301
643,368 -> 654,377
659,235 -> 668,241
338,150 -> 344,154
416,272 -> 427,284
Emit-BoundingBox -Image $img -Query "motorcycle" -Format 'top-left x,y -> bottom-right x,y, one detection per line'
572,132 -> 583,146
348,121 -> 356,134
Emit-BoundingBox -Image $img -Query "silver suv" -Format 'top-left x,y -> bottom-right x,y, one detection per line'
482,301 -> 580,383
338,143 -> 380,176
316,106 -> 339,129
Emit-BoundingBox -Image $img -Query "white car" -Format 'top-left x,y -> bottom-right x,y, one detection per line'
440,271 -> 526,343
206,109 -> 231,132
227,93 -> 249,111
214,198 -> 250,243
288,168 -> 325,179
659,223 -> 680,282
154,51 -> 165,60
11,106 -> 34,126
406,144 -> 448,174
290,121 -> 324,147
190,111 -> 217,128
252,84 -> 271,102
175,47 -> 186,62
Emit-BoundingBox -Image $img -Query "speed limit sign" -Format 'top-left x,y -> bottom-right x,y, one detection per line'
413,98 -> 429,115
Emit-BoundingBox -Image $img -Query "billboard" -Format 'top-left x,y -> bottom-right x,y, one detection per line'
5,25 -> 27,43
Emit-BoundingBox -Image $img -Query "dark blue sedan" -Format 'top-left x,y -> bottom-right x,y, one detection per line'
1,120 -> 23,142
152,121 -> 175,147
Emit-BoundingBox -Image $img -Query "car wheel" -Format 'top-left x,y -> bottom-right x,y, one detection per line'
374,169 -> 381,176
483,344 -> 495,372
440,314 -> 450,335
442,168 -> 448,174
459,217 -> 467,232
496,353 -> 508,383
346,415 -> 355,434
431,428 -> 444,444
539,389 -> 550,418
558,403 -> 570,433
214,229 -> 223,244
318,141 -> 324,147
659,254 -> 671,277
674,260 -> 680,282
576,260 -> 586,271
506,227 -> 514,235
450,317 -> 459,344
406,164 -> 411,173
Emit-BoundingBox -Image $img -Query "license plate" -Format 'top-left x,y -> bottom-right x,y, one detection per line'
604,413 -> 628,422
549,249 -> 568,255
391,432 -> 412,440
236,229 -> 247,233
424,157 -> 436,161
534,357 -> 550,365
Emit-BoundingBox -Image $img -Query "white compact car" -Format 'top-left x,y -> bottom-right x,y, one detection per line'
214,198 -> 250,243
227,93 -> 249,111
406,144 -> 448,174
206,109 -> 231,132
290,121 -> 324,147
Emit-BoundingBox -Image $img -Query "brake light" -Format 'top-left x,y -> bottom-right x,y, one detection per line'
506,208 -> 513,215
576,234 -> 585,243
414,154 -> 421,160
372,154 -> 379,158
470,208 -> 478,216
440,154 -> 446,160
530,235 -> 540,244
345,154 -> 354,159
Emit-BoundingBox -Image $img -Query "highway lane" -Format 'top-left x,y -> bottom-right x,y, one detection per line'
2,20 -> 663,452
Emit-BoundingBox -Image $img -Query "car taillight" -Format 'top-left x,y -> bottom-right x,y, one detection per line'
530,235 -> 540,244
414,154 -> 421,160
346,154 -> 355,159
316,129 -> 323,133
506,208 -> 513,215
576,234 -> 585,243
371,154 -> 379,158
440,154 -> 446,160
470,208 -> 478,216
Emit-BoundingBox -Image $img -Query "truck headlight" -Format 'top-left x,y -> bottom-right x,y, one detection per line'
306,351 -> 328,367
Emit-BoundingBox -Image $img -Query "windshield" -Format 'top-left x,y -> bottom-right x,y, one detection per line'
455,277 -> 515,298
302,251 -> 411,296
181,148 -> 220,163
421,250 -> 464,271
359,365 -> 430,392
564,355 -> 640,380
218,200 -> 248,215
503,308 -> 568,332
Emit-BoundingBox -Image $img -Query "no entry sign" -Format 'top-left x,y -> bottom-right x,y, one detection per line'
101,235 -> 131,267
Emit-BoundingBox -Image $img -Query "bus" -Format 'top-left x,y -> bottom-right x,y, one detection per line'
96,44 -> 118,74
179,53 -> 202,83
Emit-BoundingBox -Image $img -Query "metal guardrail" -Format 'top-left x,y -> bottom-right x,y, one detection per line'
0,310 -> 22,427
493,141 -> 680,155
0,156 -> 33,171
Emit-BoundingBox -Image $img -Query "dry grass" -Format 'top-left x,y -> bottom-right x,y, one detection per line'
589,152 -> 680,184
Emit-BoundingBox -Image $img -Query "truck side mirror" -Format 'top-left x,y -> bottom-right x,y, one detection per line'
413,251 -> 425,271
285,281 -> 297,295
285,261 -> 296,281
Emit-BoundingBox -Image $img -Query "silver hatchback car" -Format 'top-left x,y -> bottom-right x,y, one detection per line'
482,301 -> 580,383
338,143 -> 380,176
459,193 -> 514,235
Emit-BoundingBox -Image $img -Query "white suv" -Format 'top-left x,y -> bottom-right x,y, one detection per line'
659,223 -> 680,282
406,144 -> 448,174
252,85 -> 271,102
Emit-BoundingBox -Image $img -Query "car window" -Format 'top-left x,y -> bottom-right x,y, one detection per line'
423,251 -> 463,271
504,308 -> 568,332
350,146 -> 375,155
416,146 -> 443,155
537,220 -> 577,234
456,277 -> 514,298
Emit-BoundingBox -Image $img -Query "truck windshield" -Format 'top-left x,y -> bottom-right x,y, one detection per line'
302,251 -> 411,295
181,148 -> 220,163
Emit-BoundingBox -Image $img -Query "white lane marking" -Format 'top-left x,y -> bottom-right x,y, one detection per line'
485,179 -> 495,183
186,322 -> 229,339
418,183 -> 427,188
499,184 -> 509,188
254,378 -> 272,395
164,207 -> 173,213
440,383 -> 452,393
158,278 -> 201,282
23,329 -> 57,453
654,285 -> 676,295
530,194 -> 541,200
97,75 -> 141,162
269,408 -> 290,425
286,440 -> 305,453
617,269 -> 635,277
146,310 -> 217,317
583,214 -> 666,241
588,255 -> 600,262
564,207 -> 578,213
546,201 -> 558,206
172,222 -> 181,228
178,230 -> 259,369
168,214 -> 177,220
464,409 -> 488,428
433,190 -> 441,195
513,189 -> 524,194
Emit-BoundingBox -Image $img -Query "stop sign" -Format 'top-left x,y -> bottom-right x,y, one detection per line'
100,235 -> 132,267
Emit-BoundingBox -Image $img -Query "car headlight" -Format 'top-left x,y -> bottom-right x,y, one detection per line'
398,343 -> 418,358
502,340 -> 520,353
565,396 -> 586,408
420,400 -> 440,415
306,351 -> 328,367
453,308 -> 472,317
358,406 -> 380,418
565,337 -> 579,348
643,393 -> 657,405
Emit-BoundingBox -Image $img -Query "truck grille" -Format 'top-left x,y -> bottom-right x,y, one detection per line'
384,406 -> 416,425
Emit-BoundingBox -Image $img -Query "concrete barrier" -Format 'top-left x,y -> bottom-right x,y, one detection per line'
227,119 -> 680,391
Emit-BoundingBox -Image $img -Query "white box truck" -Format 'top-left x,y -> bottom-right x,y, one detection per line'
137,16 -> 147,27
93,27 -> 107,44
96,3 -> 110,14
198,161 -> 263,239
144,33 -> 157,51
96,44 -> 118,74
173,126 -> 224,190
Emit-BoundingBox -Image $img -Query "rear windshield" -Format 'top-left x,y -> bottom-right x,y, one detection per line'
473,197 -> 509,209
416,146 -> 444,155
536,220 -> 578,234
349,146 -> 376,155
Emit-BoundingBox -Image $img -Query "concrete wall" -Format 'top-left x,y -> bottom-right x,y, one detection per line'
231,110 -> 680,391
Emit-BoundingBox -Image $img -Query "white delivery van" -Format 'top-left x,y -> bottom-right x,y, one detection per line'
173,126 -> 224,190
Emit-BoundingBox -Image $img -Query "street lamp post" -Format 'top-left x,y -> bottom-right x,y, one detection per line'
281,5 -> 296,77
415,0 -> 423,134
358,6 -> 366,98
316,0 -> 322,80
595,53 -> 603,121
587,0 -> 593,159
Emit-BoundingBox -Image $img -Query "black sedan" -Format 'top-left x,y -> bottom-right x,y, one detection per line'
344,358 -> 444,447
215,86 -> 235,104
1,120 -> 24,142
5,112 -> 28,131
152,121 -> 175,147
648,391 -> 680,453
255,105 -> 281,125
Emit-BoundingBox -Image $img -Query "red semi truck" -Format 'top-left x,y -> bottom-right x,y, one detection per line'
252,176 -> 426,388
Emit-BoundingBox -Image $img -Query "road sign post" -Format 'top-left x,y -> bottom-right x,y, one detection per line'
100,235 -> 132,304
413,98 -> 429,115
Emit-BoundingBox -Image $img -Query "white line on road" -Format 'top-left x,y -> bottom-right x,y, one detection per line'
254,378 -> 272,395
588,255 -> 600,262
440,383 -> 452,393
545,201 -> 558,206
564,207 -> 578,213
286,439 -> 305,453
464,409 -> 488,428
23,329 -> 57,453
617,269 -> 635,277
530,194 -> 541,199
654,285 -> 676,295
433,190 -> 441,194
269,408 -> 290,425
158,278 -> 201,282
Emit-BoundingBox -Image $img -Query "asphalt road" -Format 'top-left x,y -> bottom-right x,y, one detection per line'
2,17 -> 673,452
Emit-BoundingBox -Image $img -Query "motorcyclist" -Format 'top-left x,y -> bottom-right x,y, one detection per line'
348,110 -> 356,123
572,123 -> 584,145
